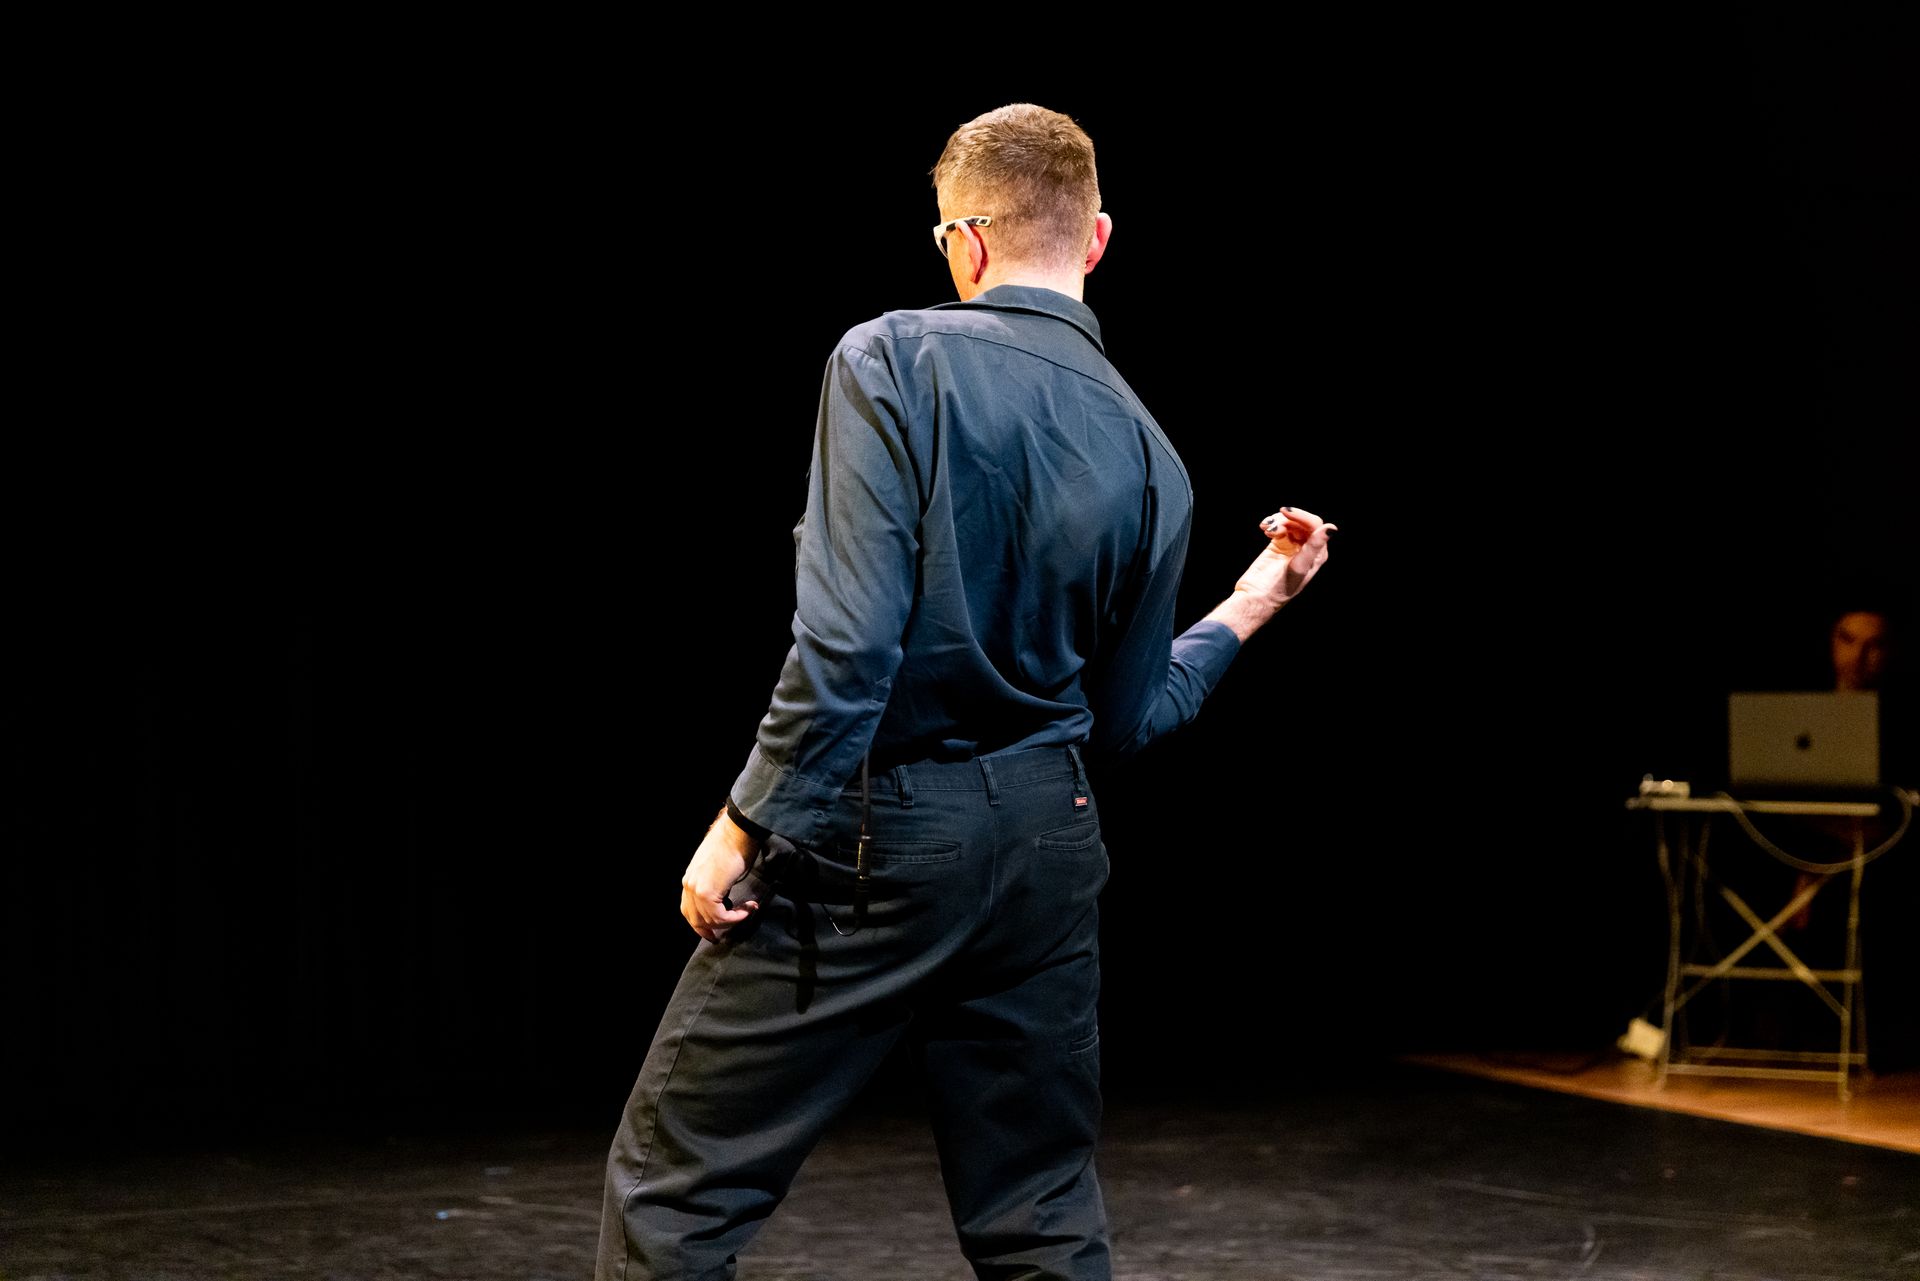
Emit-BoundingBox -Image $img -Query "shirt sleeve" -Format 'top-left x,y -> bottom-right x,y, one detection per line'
1083,483 -> 1242,761
727,341 -> 920,848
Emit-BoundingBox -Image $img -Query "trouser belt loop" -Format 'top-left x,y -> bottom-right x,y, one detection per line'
893,764 -> 914,808
1066,742 -> 1091,812
978,755 -> 1001,806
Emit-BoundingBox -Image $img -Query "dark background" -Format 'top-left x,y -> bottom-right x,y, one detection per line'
9,17 -> 1915,1150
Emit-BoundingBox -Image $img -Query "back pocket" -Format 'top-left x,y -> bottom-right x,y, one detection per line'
1035,822 -> 1103,855
830,839 -> 962,865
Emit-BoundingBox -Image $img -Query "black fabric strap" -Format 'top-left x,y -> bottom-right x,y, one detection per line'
731,758 -> 873,937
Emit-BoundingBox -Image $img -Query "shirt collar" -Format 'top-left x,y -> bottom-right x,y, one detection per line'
928,283 -> 1105,355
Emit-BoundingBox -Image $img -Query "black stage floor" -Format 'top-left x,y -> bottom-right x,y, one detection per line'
3,1063 -> 1915,1280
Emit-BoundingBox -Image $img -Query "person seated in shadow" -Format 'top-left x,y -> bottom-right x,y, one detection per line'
1766,600 -> 1914,1070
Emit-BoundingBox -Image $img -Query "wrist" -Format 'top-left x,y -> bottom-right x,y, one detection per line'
1206,589 -> 1279,644
724,796 -> 771,843
717,799 -> 767,857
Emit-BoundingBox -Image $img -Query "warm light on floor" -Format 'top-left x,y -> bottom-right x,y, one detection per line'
1403,1052 -> 1920,1154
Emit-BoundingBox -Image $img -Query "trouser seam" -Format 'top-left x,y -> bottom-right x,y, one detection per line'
616,942 -> 735,1280
983,794 -> 1001,922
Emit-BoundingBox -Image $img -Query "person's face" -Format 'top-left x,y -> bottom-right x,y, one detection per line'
1831,611 -> 1890,691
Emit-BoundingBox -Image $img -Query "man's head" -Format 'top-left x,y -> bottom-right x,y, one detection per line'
1830,609 -> 1891,692
931,104 -> 1110,299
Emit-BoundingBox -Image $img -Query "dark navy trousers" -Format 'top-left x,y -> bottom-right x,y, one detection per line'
596,744 -> 1112,1281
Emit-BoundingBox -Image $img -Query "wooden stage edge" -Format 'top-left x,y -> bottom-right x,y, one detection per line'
1401,1052 -> 1920,1156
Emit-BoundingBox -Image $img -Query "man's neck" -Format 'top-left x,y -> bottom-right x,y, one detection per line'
964,267 -> 1085,302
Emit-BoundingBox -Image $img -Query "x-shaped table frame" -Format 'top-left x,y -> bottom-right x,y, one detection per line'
1632,795 -> 1875,1101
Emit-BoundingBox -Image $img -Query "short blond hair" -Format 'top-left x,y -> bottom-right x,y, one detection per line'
931,103 -> 1101,272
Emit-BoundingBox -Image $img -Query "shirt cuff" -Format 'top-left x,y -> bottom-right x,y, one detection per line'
728,741 -> 844,849
724,796 -> 772,844
1171,617 -> 1242,695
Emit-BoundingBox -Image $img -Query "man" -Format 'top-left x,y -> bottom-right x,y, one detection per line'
597,103 -> 1336,1281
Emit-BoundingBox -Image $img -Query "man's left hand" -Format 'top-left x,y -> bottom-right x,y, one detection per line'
681,807 -> 763,943
1237,506 -> 1336,609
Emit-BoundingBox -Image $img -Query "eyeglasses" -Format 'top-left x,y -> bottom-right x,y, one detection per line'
932,215 -> 993,259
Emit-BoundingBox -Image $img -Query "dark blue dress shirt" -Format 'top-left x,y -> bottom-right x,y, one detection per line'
729,284 -> 1242,848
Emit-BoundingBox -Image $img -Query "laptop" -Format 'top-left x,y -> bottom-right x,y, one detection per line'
1728,692 -> 1880,793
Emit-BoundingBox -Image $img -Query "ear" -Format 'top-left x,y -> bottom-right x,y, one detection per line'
959,219 -> 989,285
1083,212 -> 1113,274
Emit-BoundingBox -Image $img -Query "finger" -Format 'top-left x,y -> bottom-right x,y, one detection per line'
690,910 -> 737,943
1262,511 -> 1323,547
1261,518 -> 1312,549
696,894 -> 756,926
705,903 -> 759,944
683,883 -> 753,938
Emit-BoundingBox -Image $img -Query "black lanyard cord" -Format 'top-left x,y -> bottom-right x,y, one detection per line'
826,752 -> 872,937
